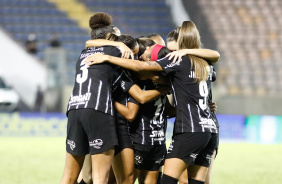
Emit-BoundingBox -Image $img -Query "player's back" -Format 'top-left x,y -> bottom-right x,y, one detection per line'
67,46 -> 122,116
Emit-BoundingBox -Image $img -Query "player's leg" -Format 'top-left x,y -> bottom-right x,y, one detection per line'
161,158 -> 188,184
108,166 -> 116,184
60,152 -> 85,184
112,148 -> 135,184
76,154 -> 92,184
178,169 -> 188,184
204,150 -> 216,184
138,170 -> 160,184
156,167 -> 163,184
91,147 -> 115,184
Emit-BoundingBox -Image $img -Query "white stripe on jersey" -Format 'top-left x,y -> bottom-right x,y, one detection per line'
95,80 -> 102,110
196,105 -> 205,132
84,78 -> 92,108
113,71 -> 123,86
105,90 -> 109,113
170,79 -> 177,106
188,104 -> 194,132
150,121 -> 154,145
142,118 -> 145,144
68,92 -> 73,111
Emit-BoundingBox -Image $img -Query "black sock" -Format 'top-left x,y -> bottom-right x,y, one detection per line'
157,172 -> 162,184
161,174 -> 178,184
76,179 -> 87,184
188,178 -> 205,184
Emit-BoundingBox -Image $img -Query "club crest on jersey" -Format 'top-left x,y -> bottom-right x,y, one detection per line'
135,154 -> 143,165
89,139 -> 103,149
67,139 -> 76,150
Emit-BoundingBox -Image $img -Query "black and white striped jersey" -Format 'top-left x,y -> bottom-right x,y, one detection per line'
207,66 -> 219,129
157,56 -> 218,134
67,46 -> 134,116
130,80 -> 167,146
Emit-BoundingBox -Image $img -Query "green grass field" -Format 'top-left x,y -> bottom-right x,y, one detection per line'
1,137 -> 282,184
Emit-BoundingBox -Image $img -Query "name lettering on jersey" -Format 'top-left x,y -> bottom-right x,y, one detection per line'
80,51 -> 104,59
199,118 -> 217,129
69,92 -> 92,106
88,47 -> 104,52
189,71 -> 196,79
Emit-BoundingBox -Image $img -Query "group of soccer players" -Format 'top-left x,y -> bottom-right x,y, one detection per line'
60,12 -> 220,184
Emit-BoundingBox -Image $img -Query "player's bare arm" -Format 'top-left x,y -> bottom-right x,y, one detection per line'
85,53 -> 164,72
114,102 -> 139,122
85,39 -> 133,59
166,49 -> 220,65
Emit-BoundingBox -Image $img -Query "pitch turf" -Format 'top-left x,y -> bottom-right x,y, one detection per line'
1,137 -> 282,184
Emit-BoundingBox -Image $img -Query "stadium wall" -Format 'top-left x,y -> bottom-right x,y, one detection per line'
0,29 -> 48,108
1,113 -> 282,144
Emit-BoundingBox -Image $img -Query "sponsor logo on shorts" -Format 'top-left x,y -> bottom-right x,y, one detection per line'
155,155 -> 165,164
67,139 -> 76,150
89,139 -> 103,149
206,154 -> 212,163
135,154 -> 143,165
190,153 -> 198,161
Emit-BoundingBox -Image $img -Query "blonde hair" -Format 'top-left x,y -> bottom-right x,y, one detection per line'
178,21 -> 209,82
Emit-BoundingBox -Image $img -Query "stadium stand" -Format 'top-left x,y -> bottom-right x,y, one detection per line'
0,0 -> 175,85
187,0 -> 282,97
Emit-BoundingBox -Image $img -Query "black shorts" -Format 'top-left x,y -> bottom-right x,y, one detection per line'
166,132 -> 218,167
133,143 -> 166,171
115,113 -> 133,155
66,109 -> 118,156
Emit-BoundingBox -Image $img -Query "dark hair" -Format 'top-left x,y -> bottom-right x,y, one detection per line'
142,33 -> 162,39
89,12 -> 115,39
166,26 -> 180,43
136,38 -> 155,58
106,34 -> 137,51
157,47 -> 171,60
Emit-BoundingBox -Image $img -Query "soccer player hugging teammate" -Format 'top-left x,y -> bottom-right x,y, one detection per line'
166,24 -> 219,184
61,12 -> 167,184
84,20 -> 220,184
84,32 -> 171,184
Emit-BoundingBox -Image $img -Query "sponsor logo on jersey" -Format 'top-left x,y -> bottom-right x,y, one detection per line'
69,92 -> 91,106
67,139 -> 76,150
89,139 -> 103,149
150,130 -> 165,138
135,154 -> 143,165
199,118 -> 217,129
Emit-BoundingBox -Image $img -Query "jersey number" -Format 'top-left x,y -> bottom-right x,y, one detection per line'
76,59 -> 88,84
152,97 -> 166,125
199,81 -> 208,110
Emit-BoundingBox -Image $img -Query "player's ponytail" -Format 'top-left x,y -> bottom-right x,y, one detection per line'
89,12 -> 115,39
178,21 -> 209,82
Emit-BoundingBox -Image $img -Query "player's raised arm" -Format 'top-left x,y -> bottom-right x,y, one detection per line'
84,53 -> 163,72
166,49 -> 220,65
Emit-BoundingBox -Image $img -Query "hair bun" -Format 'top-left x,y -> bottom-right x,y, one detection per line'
89,12 -> 112,29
